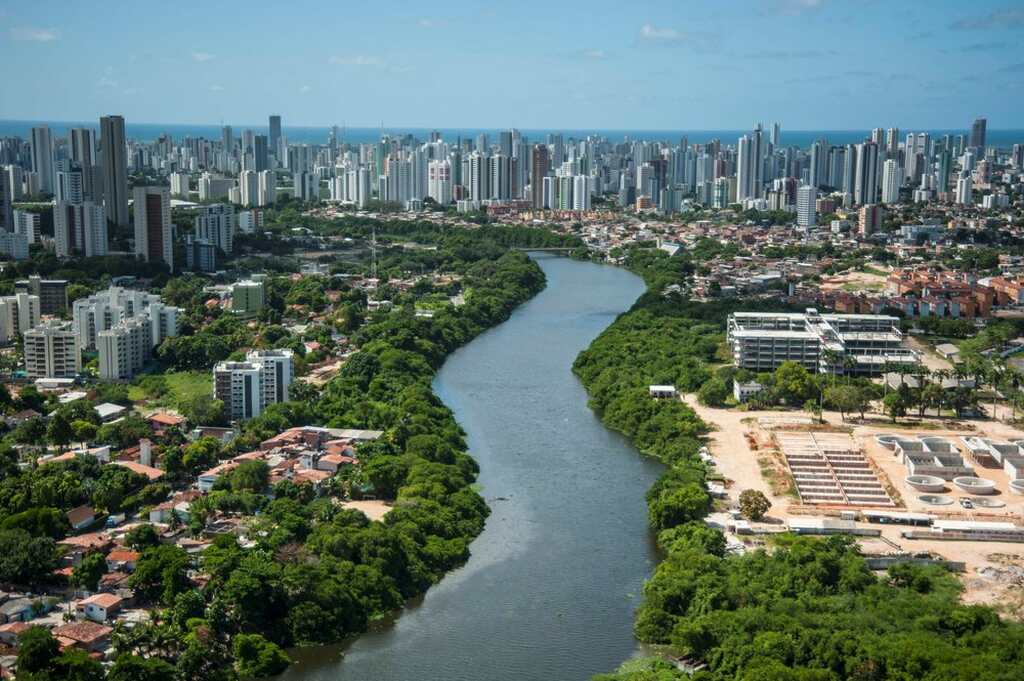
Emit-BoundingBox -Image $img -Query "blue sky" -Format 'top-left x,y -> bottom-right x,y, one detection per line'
1,0 -> 1022,130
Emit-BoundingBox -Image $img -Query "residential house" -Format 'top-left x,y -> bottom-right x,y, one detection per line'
66,505 -> 95,531
75,593 -> 123,623
51,621 -> 112,653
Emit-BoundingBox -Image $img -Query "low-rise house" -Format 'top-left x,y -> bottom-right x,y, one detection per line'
66,505 -> 96,531
57,533 -> 114,566
148,412 -> 186,436
0,621 -> 29,646
75,594 -> 123,622
733,380 -> 765,403
648,385 -> 677,399
104,550 -> 141,573
112,460 -> 164,482
52,621 -> 112,653
94,403 -> 127,423
0,599 -> 33,624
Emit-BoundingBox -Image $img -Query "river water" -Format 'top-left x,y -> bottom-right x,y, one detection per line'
283,255 -> 660,681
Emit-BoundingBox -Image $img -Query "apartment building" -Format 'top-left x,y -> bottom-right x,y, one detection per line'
0,293 -> 40,343
73,286 -> 182,380
727,308 -> 918,375
24,320 -> 80,379
15,276 -> 68,315
213,349 -> 293,421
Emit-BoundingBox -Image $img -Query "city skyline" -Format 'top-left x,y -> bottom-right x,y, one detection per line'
1,0 -> 1022,129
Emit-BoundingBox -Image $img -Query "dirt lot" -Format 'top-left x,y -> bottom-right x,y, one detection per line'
819,268 -> 889,293
684,394 -> 1024,609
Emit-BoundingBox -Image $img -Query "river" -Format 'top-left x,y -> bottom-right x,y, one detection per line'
283,255 -> 660,681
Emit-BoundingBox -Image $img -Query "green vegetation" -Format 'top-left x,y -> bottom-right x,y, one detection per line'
576,246 -> 1024,680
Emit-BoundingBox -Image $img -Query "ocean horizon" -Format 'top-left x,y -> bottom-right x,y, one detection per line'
2,119 -> 1023,149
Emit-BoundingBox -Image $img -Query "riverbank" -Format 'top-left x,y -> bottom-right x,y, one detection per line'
283,255 -> 658,681
573,246 -> 1024,680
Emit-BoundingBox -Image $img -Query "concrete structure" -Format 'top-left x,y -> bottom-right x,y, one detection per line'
213,349 -> 294,421
727,308 -> 918,375
733,380 -> 765,403
231,279 -> 265,315
0,292 -> 40,343
100,115 -> 129,227
893,437 -> 974,481
54,200 -> 108,257
16,276 -> 68,315
0,231 -> 28,261
777,431 -> 893,506
73,286 -> 182,380
194,203 -> 235,254
185,235 -> 217,272
24,320 -> 80,379
133,186 -> 173,270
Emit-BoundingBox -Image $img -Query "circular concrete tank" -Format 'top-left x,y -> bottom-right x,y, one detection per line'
972,497 -> 1006,509
953,477 -> 997,495
876,435 -> 899,450
1009,479 -> 1024,496
905,475 -> 946,493
919,494 -> 954,506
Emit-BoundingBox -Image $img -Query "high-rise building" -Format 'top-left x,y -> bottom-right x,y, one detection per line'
257,170 -> 276,206
15,276 -> 68,315
956,174 -> 973,205
30,126 -> 54,194
54,201 -> 107,258
858,204 -> 885,237
853,142 -> 879,205
185,235 -> 217,273
133,186 -> 173,270
0,293 -> 39,342
0,170 -> 11,231
970,117 -> 987,150
97,316 -> 150,381
736,126 -> 763,201
169,172 -> 190,198
796,184 -> 817,227
881,159 -> 901,204
531,145 -> 550,209
24,320 -> 80,379
293,171 -> 318,202
12,210 -> 41,243
213,349 -> 294,421
253,135 -> 269,171
100,115 -> 130,227
55,164 -> 84,203
231,279 -> 265,316
68,128 -> 99,200
269,115 -> 282,156
427,159 -> 452,206
195,204 -> 235,254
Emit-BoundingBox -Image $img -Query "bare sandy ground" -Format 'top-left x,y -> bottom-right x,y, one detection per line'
341,499 -> 392,522
683,394 -> 1024,610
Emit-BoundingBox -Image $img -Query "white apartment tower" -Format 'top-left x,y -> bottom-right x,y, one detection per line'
24,321 -> 80,379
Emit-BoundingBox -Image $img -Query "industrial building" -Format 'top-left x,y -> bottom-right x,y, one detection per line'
727,308 -> 919,375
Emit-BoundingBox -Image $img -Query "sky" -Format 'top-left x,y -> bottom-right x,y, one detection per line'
0,0 -> 1022,130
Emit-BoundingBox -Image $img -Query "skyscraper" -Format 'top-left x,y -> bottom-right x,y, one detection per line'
854,142 -> 879,205
54,202 -> 107,258
881,159 -> 901,204
253,135 -> 269,172
970,117 -> 987,150
69,128 -> 99,200
736,126 -> 763,202
531,145 -> 550,209
796,185 -> 816,227
195,204 -> 235,254
269,115 -> 282,155
100,115 -> 129,227
133,186 -> 173,270
30,126 -> 54,194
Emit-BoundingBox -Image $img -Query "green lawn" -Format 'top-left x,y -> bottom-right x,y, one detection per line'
128,370 -> 212,408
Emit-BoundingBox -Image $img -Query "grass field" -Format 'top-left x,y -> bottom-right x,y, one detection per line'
128,370 -> 212,408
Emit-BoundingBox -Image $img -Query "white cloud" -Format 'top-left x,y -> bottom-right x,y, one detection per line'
582,49 -> 606,59
328,55 -> 386,67
208,84 -> 225,92
639,24 -> 681,41
10,27 -> 59,42
192,51 -> 215,62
